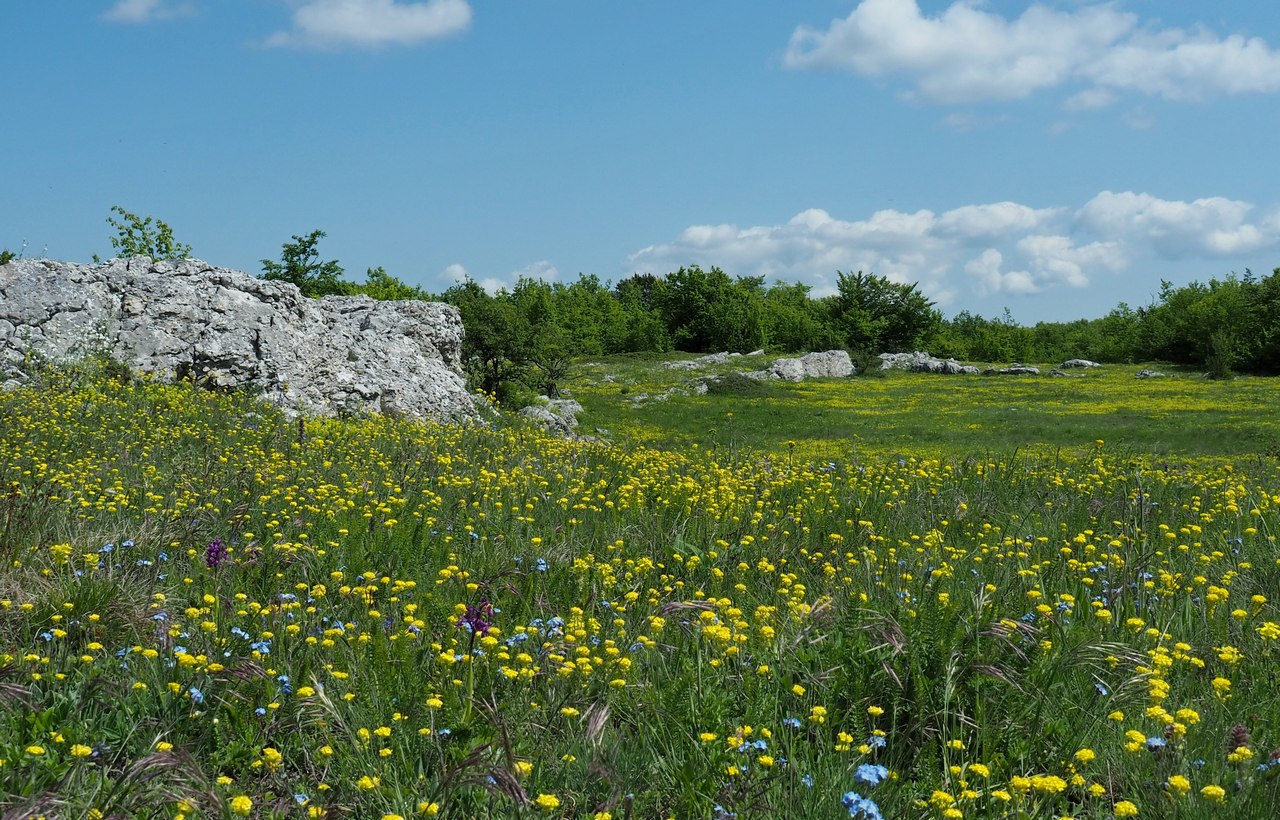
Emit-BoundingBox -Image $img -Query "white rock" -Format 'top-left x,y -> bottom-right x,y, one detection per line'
799,350 -> 855,378
0,257 -> 477,421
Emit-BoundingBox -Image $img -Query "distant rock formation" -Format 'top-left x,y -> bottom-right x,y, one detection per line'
660,349 -> 854,382
983,365 -> 1040,376
0,257 -> 479,421
759,350 -> 856,381
662,350 -> 765,370
879,351 -> 980,375
519,398 -> 583,437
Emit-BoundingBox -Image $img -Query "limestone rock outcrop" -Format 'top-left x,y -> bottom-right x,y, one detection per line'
879,351 -> 980,375
766,350 -> 855,381
983,365 -> 1040,376
518,398 -> 583,437
0,257 -> 478,421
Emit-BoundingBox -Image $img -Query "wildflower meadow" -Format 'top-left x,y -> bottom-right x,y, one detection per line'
2,362 -> 1280,818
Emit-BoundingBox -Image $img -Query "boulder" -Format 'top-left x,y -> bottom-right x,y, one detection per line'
754,349 -> 855,382
769,357 -> 807,382
661,351 -> 743,370
983,365 -> 1040,376
799,350 -> 855,378
1135,369 -> 1166,379
879,351 -> 979,375
518,398 -> 583,436
0,257 -> 478,421
1060,359 -> 1101,369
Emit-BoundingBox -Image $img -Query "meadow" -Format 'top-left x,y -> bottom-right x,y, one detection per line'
2,358 -> 1280,819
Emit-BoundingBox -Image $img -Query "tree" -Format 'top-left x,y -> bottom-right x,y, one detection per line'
615,274 -> 671,352
442,279 -> 531,396
651,265 -> 768,352
356,266 -> 428,300
828,271 -> 941,353
104,205 -> 192,260
763,281 -> 841,352
260,230 -> 350,297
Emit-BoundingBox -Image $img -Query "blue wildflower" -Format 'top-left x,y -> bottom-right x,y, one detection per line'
854,763 -> 889,787
842,791 -> 884,820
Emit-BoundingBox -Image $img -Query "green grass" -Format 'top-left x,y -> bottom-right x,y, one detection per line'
570,356 -> 1280,461
2,361 -> 1280,818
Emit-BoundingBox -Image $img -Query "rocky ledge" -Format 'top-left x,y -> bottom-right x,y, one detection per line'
0,257 -> 479,422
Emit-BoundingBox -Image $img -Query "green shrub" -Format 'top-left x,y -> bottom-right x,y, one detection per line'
703,372 -> 771,397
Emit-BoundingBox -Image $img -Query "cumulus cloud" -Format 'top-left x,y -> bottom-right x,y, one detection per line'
512,260 -> 560,283
627,192 -> 1280,305
266,0 -> 471,49
1076,191 -> 1278,257
442,261 -> 563,295
784,0 -> 1280,105
103,0 -> 194,23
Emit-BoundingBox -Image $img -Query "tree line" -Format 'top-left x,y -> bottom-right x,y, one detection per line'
18,208 -> 1272,403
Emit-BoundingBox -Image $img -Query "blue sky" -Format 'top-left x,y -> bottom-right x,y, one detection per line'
4,1 -> 1279,322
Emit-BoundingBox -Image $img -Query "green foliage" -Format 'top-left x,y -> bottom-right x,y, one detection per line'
762,281 -> 841,353
848,348 -> 888,378
971,268 -> 1280,373
441,260 -> 1280,399
703,371 -> 771,397
828,270 -> 941,354
0,248 -> 14,265
260,229 -> 351,297
104,205 -> 192,260
442,278 -> 531,395
648,265 -> 768,353
354,266 -> 427,300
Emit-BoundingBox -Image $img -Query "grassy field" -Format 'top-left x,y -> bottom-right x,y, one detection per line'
570,355 -> 1280,463
2,360 -> 1280,818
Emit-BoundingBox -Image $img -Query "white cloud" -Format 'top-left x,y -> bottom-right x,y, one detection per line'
1063,88 -> 1116,112
628,192 -> 1280,305
785,0 -> 1280,105
447,261 -> 561,295
1076,191 -> 1278,257
103,0 -> 194,23
940,111 -> 1008,132
267,0 -> 471,49
1121,106 -> 1155,130
512,260 -> 559,282
935,202 -> 1059,242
